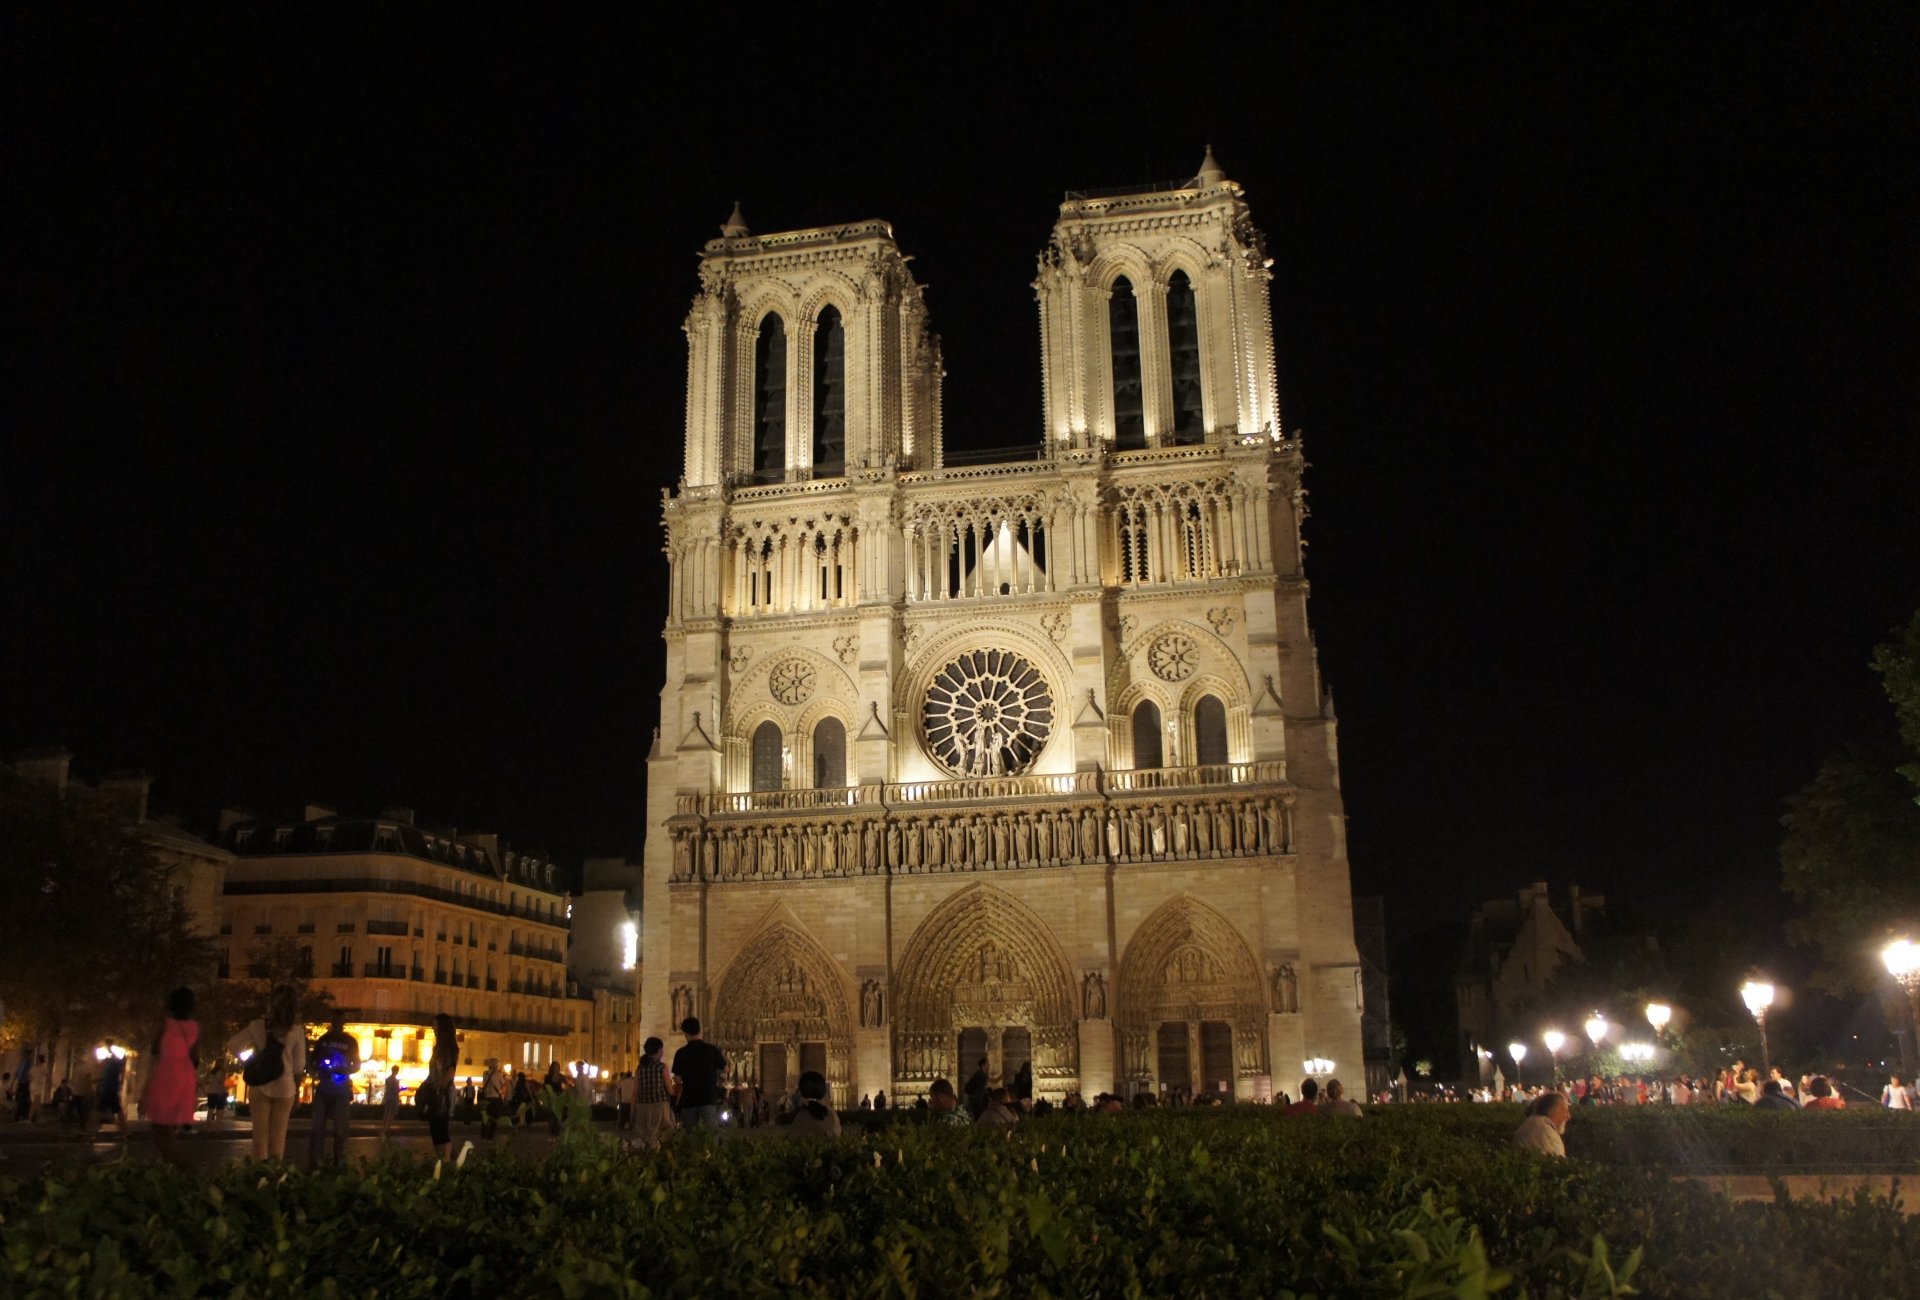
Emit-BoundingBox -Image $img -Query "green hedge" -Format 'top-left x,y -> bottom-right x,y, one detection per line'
2,1109 -> 1915,1298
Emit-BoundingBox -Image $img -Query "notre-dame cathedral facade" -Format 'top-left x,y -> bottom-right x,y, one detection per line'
643,150 -> 1364,1103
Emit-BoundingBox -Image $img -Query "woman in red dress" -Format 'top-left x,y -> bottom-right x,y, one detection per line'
144,986 -> 200,1165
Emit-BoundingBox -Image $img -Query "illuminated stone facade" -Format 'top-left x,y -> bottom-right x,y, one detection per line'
645,152 -> 1365,1103
219,807 -> 591,1090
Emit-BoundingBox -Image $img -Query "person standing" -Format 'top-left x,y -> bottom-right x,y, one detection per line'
228,984 -> 306,1161
669,1017 -> 729,1132
422,1014 -> 459,1160
380,1066 -> 403,1142
142,987 -> 200,1166
85,1042 -> 131,1142
479,1059 -> 509,1139
963,1057 -> 990,1118
12,1052 -> 35,1124
632,1037 -> 674,1148
1884,1075 -> 1914,1111
307,1015 -> 360,1168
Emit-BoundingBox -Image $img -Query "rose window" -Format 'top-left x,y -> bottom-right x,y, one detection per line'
922,649 -> 1054,776
769,659 -> 816,706
1148,633 -> 1199,682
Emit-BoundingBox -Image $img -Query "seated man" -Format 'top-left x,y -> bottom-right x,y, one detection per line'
927,1077 -> 971,1128
1754,1079 -> 1800,1110
1284,1078 -> 1321,1116
1513,1091 -> 1570,1157
975,1085 -> 1020,1128
779,1070 -> 841,1139
1319,1079 -> 1363,1117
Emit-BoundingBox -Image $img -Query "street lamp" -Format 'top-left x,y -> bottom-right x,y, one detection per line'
1741,980 -> 1776,1073
1883,938 -> 1920,1075
1303,1056 -> 1335,1079
1543,1029 -> 1567,1083
1585,1014 -> 1608,1051
1508,1041 -> 1528,1087
1645,1002 -> 1672,1036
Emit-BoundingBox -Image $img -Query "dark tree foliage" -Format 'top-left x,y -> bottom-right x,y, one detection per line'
1779,609 -> 1920,993
0,768 -> 215,1048
1780,743 -> 1920,992
1870,609 -> 1920,797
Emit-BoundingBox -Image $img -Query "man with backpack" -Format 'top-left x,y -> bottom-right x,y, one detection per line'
308,1016 -> 360,1167
479,1059 -> 511,1139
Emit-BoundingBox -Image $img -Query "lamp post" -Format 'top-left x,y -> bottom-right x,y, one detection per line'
1883,938 -> 1920,1076
1741,980 -> 1775,1074
1585,1014 -> 1608,1053
1543,1029 -> 1567,1084
1507,1041 -> 1528,1089
1645,1002 -> 1671,1040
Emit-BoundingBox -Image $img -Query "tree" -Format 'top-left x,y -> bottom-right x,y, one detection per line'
1870,609 -> 1920,797
1780,609 -> 1920,993
0,767 -> 216,1051
195,935 -> 337,1069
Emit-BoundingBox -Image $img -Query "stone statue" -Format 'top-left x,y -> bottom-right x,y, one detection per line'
926,817 -> 945,868
1082,971 -> 1107,1019
1035,808 -> 1053,862
1013,812 -> 1032,863
861,979 -> 884,1027
990,815 -> 1008,865
1274,963 -> 1299,1014
672,985 -> 693,1025
885,820 -> 901,870
968,816 -> 988,864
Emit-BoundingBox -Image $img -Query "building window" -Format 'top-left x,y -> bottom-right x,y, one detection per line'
1166,271 -> 1204,444
812,305 -> 845,475
812,716 -> 846,789
1132,700 -> 1164,769
1194,694 -> 1229,766
1109,277 -> 1146,450
750,720 -> 784,792
753,313 -> 787,481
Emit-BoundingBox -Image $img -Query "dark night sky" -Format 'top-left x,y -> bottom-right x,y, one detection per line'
6,9 -> 1916,969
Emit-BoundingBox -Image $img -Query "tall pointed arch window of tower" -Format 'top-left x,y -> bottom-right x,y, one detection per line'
812,717 -> 846,788
1167,271 -> 1205,445
750,720 -> 784,792
753,314 -> 788,482
1108,278 -> 1147,450
1193,694 -> 1229,766
1132,700 -> 1164,769
812,305 -> 846,475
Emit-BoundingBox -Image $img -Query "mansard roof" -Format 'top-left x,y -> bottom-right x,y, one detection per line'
221,813 -> 563,893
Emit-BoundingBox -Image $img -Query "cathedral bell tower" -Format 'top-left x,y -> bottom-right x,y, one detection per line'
1034,146 -> 1281,452
680,207 -> 943,488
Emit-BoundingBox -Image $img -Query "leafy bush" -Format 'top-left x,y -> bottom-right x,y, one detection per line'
1,1108 -> 1913,1297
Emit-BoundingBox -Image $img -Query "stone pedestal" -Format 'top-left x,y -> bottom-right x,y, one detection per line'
855,1026 -> 892,1102
1077,1017 -> 1114,1097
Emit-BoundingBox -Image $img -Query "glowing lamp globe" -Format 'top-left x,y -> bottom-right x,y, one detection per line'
1645,1002 -> 1672,1031
1884,938 -> 1920,982
1740,981 -> 1775,1016
1584,1014 -> 1608,1047
1542,1029 -> 1567,1055
1507,1041 -> 1527,1064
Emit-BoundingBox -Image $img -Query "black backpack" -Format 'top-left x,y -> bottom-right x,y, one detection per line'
242,1032 -> 285,1087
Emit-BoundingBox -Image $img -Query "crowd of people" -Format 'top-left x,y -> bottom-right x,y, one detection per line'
1473,1061 -> 1916,1113
9,985 -> 1916,1171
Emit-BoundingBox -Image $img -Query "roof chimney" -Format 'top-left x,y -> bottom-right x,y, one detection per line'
12,748 -> 73,793
96,772 -> 152,823
380,805 -> 416,826
304,802 -> 337,823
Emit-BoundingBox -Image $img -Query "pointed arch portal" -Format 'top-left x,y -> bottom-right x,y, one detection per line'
892,884 -> 1079,1097
709,920 -> 855,1106
1116,894 -> 1267,1097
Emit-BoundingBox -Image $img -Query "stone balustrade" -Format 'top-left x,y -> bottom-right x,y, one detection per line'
667,763 -> 1294,883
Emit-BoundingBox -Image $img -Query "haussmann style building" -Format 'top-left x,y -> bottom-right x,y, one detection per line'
644,150 -> 1366,1104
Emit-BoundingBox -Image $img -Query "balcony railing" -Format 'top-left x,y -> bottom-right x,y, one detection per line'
679,762 -> 1284,818
331,963 -> 354,977
362,964 -> 406,980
